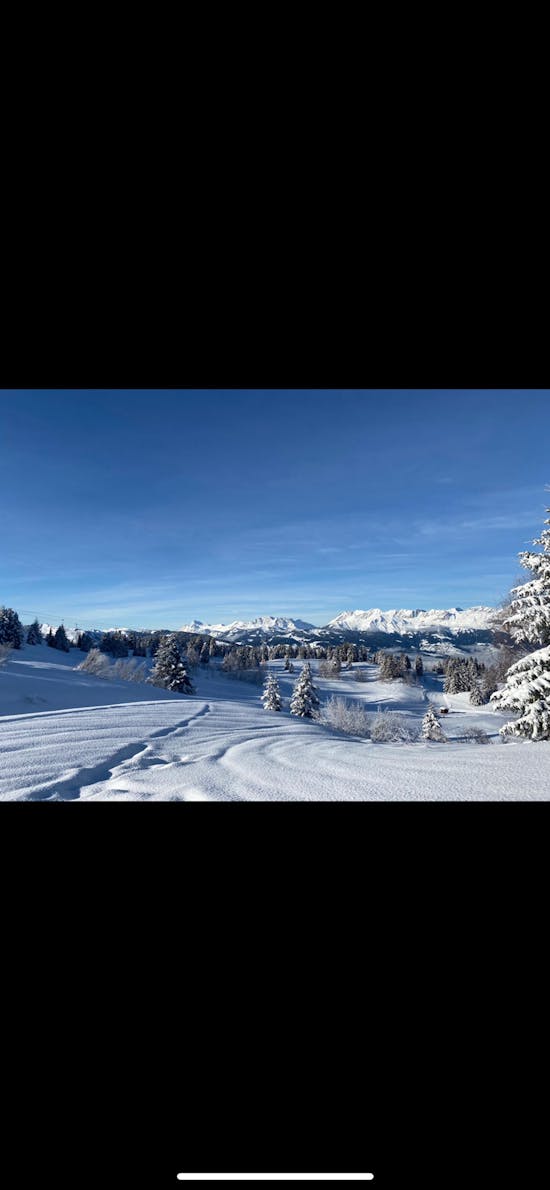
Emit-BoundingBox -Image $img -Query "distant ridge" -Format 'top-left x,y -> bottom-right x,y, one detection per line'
179,606 -> 498,644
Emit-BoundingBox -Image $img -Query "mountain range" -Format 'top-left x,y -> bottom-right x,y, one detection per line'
180,607 -> 501,647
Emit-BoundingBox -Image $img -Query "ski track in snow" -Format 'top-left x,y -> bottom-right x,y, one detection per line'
1,648 -> 550,800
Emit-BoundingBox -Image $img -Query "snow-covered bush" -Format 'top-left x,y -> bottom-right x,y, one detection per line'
371,710 -> 418,742
77,648 -> 111,677
353,668 -> 368,682
319,657 -> 341,679
320,696 -> 371,737
462,725 -> 490,744
420,707 -> 447,742
111,657 -> 145,682
261,672 -> 282,711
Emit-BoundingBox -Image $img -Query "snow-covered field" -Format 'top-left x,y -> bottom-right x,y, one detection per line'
1,645 -> 549,800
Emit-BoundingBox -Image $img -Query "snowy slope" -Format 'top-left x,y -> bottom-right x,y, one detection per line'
2,645 -> 550,800
326,607 -> 497,634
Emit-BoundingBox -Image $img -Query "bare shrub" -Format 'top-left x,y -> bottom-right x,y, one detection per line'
111,657 -> 141,682
320,696 -> 371,737
77,648 -> 111,677
0,643 -> 13,668
371,709 -> 418,743
462,725 -> 490,745
353,668 -> 368,683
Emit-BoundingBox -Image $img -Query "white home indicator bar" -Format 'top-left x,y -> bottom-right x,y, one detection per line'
177,1177 -> 374,1183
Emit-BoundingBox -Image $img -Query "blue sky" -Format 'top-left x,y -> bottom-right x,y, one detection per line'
1,390 -> 549,629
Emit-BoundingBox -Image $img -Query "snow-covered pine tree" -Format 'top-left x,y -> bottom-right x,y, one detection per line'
26,619 -> 43,645
469,682 -> 485,706
491,500 -> 550,740
491,647 -> 550,740
444,658 -> 470,693
148,634 -> 195,693
421,706 -> 447,741
290,662 -> 320,718
46,628 -> 55,648
0,606 -> 24,649
261,672 -> 282,711
415,655 -> 424,677
502,505 -> 550,647
54,624 -> 70,652
481,669 -> 498,700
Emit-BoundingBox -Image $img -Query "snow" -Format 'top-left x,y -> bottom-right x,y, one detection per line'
1,644 -> 550,800
179,615 -> 316,639
326,606 -> 497,634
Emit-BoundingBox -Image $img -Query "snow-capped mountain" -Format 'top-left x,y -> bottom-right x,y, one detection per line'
180,615 -> 316,642
326,607 -> 497,635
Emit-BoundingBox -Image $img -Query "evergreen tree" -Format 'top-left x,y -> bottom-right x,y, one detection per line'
78,632 -> 94,653
469,682 -> 485,706
148,634 -> 195,693
200,640 -> 211,664
26,619 -> 43,645
444,658 -> 471,693
491,647 -> 550,739
261,672 -> 282,711
0,606 -> 24,649
379,652 -> 405,680
491,500 -> 550,740
502,505 -> 550,647
46,628 -> 55,648
54,624 -> 70,652
290,662 -> 320,718
132,636 -> 147,658
284,654 -> 291,671
415,655 -> 424,677
421,706 -> 447,741
481,669 -> 498,700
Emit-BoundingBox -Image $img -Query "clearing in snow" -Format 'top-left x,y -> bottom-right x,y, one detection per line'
1,643 -> 549,801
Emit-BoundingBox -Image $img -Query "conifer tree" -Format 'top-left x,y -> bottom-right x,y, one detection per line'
26,619 -> 43,645
491,500 -> 550,740
415,655 -> 424,677
290,662 -> 320,718
0,606 -> 24,649
469,682 -> 485,706
148,634 -> 195,693
421,706 -> 447,741
261,672 -> 282,711
54,624 -> 70,652
46,628 -> 55,648
502,504 -> 550,647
